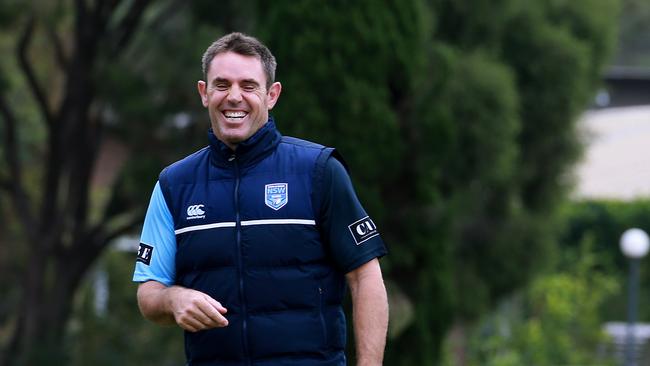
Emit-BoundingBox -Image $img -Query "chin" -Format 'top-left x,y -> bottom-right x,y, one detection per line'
223,133 -> 248,145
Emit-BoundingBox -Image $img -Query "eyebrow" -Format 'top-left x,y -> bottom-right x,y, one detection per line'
211,77 -> 260,86
211,77 -> 230,86
240,78 -> 261,86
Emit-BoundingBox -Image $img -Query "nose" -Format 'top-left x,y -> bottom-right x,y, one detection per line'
227,85 -> 242,103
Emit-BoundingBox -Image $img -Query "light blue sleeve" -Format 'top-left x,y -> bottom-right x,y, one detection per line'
132,181 -> 176,286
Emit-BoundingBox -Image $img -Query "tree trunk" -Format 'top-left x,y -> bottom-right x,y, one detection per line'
6,235 -> 107,365
8,265 -> 71,364
0,1 -> 178,364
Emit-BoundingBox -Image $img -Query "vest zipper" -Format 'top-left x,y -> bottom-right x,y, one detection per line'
232,154 -> 251,365
319,286 -> 328,343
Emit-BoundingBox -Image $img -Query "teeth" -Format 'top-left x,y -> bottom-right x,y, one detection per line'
224,111 -> 247,118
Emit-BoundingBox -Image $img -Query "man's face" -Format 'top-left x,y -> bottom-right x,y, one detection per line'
198,51 -> 281,150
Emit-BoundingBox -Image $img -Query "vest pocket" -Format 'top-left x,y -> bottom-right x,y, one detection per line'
318,286 -> 328,343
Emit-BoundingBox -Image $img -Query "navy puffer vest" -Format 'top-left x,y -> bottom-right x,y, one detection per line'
158,120 -> 347,366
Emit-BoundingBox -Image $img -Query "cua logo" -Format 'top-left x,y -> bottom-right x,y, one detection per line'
348,216 -> 379,245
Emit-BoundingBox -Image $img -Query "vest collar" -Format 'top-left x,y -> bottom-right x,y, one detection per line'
208,116 -> 281,167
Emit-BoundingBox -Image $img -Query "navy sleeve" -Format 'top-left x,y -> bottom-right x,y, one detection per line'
319,156 -> 387,273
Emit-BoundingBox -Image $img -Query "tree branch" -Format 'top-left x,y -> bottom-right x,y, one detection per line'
148,0 -> 187,31
92,0 -> 120,35
109,0 -> 152,59
59,207 -> 144,286
87,206 -> 144,247
53,206 -> 143,321
0,92 -> 36,237
0,93 -> 20,179
68,115 -> 102,244
46,26 -> 68,71
100,208 -> 145,246
17,16 -> 55,127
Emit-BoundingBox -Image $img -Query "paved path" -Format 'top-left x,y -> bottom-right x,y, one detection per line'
574,105 -> 650,200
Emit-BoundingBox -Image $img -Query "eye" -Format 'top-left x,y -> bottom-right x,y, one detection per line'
215,83 -> 229,91
242,84 -> 257,92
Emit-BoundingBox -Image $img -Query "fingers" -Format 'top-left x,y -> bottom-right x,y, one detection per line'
196,298 -> 229,327
181,316 -> 208,333
207,297 -> 228,314
170,288 -> 229,332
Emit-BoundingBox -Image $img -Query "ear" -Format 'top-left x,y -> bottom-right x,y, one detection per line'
197,80 -> 209,107
266,82 -> 282,110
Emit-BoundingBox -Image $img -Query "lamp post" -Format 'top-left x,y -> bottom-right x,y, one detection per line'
620,228 -> 650,366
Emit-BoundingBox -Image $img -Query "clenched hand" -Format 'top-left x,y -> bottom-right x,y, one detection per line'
137,281 -> 228,332
169,287 -> 229,332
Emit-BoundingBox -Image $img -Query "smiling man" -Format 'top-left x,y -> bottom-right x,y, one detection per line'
133,32 -> 388,366
199,50 -> 280,149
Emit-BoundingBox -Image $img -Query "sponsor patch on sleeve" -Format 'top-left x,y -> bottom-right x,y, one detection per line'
348,216 -> 379,245
136,243 -> 154,265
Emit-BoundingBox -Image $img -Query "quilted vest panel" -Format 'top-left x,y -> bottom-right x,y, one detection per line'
159,137 -> 346,366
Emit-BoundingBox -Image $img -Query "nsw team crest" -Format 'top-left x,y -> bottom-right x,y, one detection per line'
265,183 -> 288,210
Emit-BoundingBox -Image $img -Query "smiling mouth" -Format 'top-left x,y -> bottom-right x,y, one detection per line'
223,111 -> 248,121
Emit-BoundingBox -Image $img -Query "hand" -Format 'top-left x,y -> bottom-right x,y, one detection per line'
168,287 -> 229,332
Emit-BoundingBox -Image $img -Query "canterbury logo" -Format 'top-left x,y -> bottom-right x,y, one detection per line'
186,204 -> 206,220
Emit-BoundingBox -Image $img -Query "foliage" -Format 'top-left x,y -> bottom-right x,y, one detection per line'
444,240 -> 618,366
449,199 -> 650,366
258,0 -> 619,363
560,200 -> 650,321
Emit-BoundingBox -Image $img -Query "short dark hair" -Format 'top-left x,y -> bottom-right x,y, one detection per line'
201,32 -> 277,88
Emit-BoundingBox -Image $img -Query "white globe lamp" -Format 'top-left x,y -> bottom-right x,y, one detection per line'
620,228 -> 650,259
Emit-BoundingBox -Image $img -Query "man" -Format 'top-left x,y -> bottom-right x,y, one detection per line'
133,32 -> 388,366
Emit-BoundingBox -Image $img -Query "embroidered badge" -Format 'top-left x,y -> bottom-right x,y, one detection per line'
136,243 -> 154,265
348,216 -> 379,245
265,183 -> 288,210
186,204 -> 206,220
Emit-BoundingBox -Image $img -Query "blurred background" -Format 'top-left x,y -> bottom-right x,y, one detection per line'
0,0 -> 649,365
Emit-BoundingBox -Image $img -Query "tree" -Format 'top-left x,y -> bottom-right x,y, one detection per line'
0,1 -> 231,363
257,0 -> 619,363
447,240 -> 618,366
561,200 -> 650,321
0,1 -> 152,363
